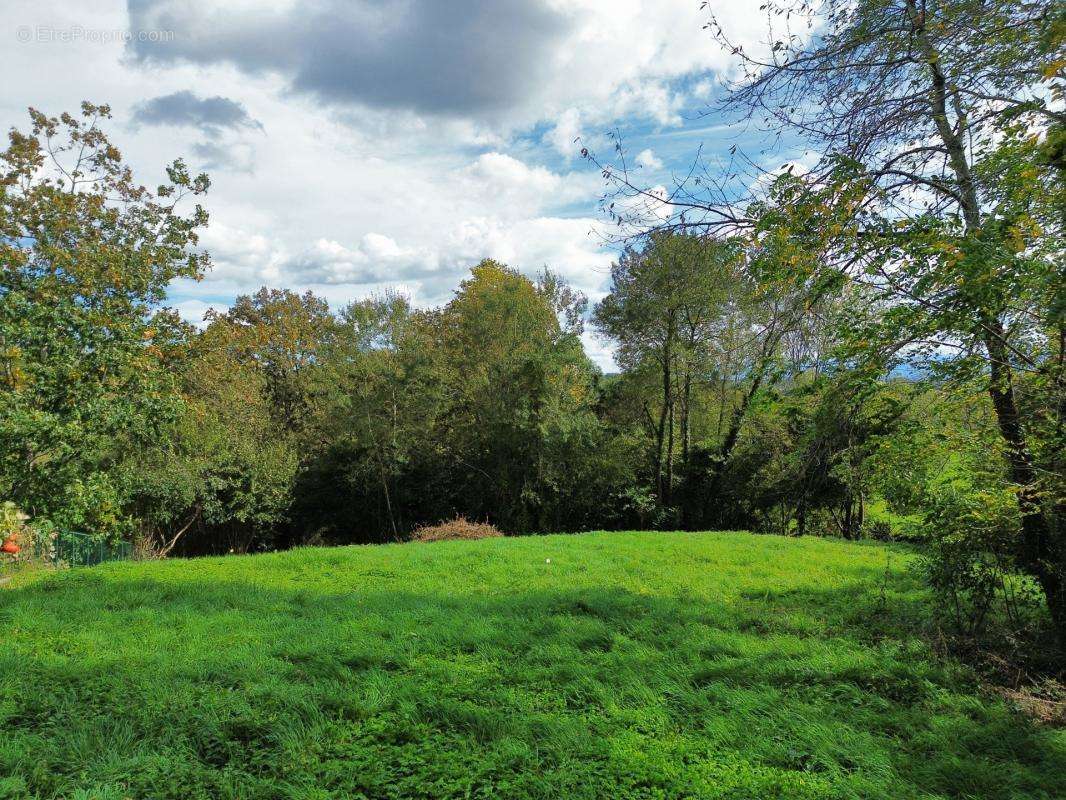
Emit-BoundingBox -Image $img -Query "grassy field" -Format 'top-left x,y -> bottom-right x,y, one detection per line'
0,531 -> 1062,799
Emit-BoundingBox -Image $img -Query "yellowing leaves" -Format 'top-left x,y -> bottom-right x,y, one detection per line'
1041,58 -> 1066,79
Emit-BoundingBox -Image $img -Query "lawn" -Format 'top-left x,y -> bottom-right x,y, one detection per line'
0,531 -> 1062,799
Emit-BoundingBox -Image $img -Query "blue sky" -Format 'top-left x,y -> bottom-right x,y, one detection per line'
2,0 -> 798,368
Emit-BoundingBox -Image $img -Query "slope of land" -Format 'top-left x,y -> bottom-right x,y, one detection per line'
0,531 -> 1063,799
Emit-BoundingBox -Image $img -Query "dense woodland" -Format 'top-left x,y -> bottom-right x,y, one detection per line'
1,0 -> 1063,652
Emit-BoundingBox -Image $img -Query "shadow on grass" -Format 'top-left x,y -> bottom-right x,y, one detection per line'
0,567 -> 1062,800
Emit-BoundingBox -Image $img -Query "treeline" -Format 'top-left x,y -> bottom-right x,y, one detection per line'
0,103 -> 1009,560
133,266 -> 628,553
125,245 -> 937,555
0,105 -> 935,555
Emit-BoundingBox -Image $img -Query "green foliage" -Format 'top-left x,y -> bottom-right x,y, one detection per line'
141,260 -> 632,550
3,91 -> 1061,663
0,104 -> 209,537
917,485 -> 1041,639
593,232 -> 817,520
714,0 -> 1066,635
127,290 -> 320,554
436,261 -> 605,532
2,532 -> 1063,798
723,378 -> 909,538
865,520 -> 893,542
0,501 -> 25,540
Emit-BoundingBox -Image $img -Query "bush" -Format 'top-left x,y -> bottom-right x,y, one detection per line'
865,520 -> 893,541
0,501 -> 26,542
0,504 -> 58,567
917,486 -> 1035,638
410,516 -> 504,543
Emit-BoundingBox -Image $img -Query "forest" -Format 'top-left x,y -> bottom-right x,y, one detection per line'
1,0 -> 1063,659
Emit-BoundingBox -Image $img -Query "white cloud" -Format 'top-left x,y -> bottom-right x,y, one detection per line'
544,108 -> 584,158
197,222 -> 287,284
749,149 -> 823,192
635,148 -> 663,170
581,331 -> 618,372
284,234 -> 440,285
171,299 -> 231,328
0,0 -> 774,370
457,152 -> 601,217
611,184 -> 674,226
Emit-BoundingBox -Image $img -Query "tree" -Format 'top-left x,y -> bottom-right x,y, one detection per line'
296,292 -> 443,541
595,232 -> 818,520
127,287 -> 339,554
126,318 -> 301,555
287,262 -> 617,543
713,0 -> 1065,635
0,102 -> 209,535
594,234 -> 740,507
214,288 -> 337,431
438,260 -> 603,532
589,0 -> 1066,637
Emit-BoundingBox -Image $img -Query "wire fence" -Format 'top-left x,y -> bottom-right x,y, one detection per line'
5,529 -> 132,572
52,530 -> 132,567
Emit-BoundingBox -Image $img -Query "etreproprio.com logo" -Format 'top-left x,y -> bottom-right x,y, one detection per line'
16,25 -> 175,44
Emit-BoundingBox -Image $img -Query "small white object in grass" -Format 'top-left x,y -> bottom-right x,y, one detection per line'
545,558 -> 551,564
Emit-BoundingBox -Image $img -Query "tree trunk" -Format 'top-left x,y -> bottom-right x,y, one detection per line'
910,4 -> 1065,640
702,365 -> 768,526
719,367 -> 765,465
665,366 -> 675,508
681,367 -> 692,468
654,327 -> 675,507
654,412 -> 666,505
716,373 -> 728,440
842,498 -> 854,540
985,327 -> 1065,639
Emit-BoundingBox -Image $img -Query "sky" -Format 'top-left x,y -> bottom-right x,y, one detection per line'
1,0 -> 795,369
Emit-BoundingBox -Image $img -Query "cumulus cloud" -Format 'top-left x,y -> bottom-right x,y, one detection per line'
283,234 -> 441,285
635,148 -> 663,170
126,0 -> 569,118
2,0 -> 776,374
440,215 -> 612,298
457,152 -> 601,216
123,0 -> 766,133
195,211 -> 611,310
132,90 -> 262,134
544,108 -> 584,158
196,222 -> 287,284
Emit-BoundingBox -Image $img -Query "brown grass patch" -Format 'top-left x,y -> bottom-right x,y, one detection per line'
410,516 -> 503,543
996,684 -> 1066,728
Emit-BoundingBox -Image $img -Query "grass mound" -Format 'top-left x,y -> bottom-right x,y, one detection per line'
0,531 -> 1063,799
411,515 -> 503,542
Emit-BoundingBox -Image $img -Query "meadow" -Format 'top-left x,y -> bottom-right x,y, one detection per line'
0,531 -> 1063,799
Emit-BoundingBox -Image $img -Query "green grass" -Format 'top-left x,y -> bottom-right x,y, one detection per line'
0,531 -> 1062,799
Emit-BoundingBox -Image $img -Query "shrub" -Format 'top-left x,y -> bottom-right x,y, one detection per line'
917,486 -> 1035,638
0,501 -> 26,542
410,516 -> 503,543
0,503 -> 58,567
865,520 -> 893,541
